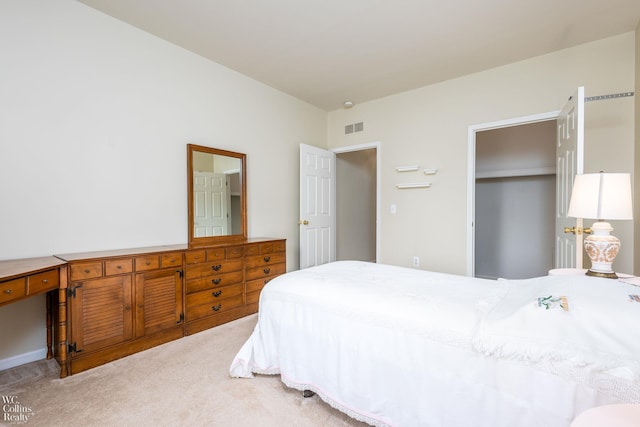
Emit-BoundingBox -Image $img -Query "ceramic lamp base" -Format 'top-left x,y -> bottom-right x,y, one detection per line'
583,221 -> 620,280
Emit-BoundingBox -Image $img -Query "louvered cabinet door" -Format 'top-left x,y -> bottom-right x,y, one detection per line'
134,268 -> 183,337
70,276 -> 133,354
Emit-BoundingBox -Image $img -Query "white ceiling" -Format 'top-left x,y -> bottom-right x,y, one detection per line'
78,0 -> 640,111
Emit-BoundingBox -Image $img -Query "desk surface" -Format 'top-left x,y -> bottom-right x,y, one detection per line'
0,256 -> 67,281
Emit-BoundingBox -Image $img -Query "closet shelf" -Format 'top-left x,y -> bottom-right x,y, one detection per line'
475,167 -> 555,180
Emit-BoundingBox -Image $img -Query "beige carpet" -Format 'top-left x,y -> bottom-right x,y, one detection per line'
0,314 -> 367,427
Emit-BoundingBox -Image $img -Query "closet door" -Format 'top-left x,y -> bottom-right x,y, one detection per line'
555,87 -> 584,269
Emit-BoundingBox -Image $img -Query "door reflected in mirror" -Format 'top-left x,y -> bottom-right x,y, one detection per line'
188,144 -> 246,247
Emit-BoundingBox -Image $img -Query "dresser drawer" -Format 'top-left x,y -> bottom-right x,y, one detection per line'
0,278 -> 26,304
161,252 -> 182,268
226,246 -> 244,259
104,258 -> 133,276
70,262 -> 103,281
246,277 -> 276,294
245,290 -> 261,306
186,294 -> 244,322
185,270 -> 243,293
27,269 -> 59,295
244,244 -> 260,257
259,242 -> 276,254
185,259 -> 243,280
273,240 -> 286,253
206,248 -> 226,260
185,250 -> 206,265
245,240 -> 285,257
245,252 -> 286,268
245,263 -> 286,281
135,255 -> 160,271
186,283 -> 244,308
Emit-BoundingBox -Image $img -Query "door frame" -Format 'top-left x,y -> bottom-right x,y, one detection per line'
332,141 -> 381,263
466,111 -> 560,276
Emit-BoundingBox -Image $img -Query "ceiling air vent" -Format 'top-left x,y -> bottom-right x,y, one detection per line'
344,122 -> 364,135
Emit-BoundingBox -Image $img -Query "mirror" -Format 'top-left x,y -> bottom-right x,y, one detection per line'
187,144 -> 247,247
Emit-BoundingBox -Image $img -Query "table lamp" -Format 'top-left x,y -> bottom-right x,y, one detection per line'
567,172 -> 633,279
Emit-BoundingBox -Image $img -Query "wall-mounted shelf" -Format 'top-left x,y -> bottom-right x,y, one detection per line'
396,182 -> 432,189
395,165 -> 419,172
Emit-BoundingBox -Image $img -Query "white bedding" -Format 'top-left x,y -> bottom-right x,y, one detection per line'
229,261 -> 640,427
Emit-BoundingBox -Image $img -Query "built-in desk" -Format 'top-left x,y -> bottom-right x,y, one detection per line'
0,256 -> 68,377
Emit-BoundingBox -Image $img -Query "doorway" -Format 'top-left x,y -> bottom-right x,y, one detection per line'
467,112 -> 560,278
334,143 -> 380,263
474,121 -> 557,279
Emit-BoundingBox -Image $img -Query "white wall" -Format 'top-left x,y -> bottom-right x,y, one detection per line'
0,0 -> 326,363
328,32 -> 636,276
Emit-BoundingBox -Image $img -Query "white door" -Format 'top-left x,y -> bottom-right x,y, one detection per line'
299,143 -> 336,269
555,87 -> 585,268
193,172 -> 229,237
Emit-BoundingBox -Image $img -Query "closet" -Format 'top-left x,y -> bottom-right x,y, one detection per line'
475,121 -> 556,280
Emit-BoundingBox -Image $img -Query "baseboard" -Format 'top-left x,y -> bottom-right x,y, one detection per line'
0,348 -> 47,371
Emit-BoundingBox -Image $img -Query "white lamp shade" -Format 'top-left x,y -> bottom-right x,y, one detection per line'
567,173 -> 633,220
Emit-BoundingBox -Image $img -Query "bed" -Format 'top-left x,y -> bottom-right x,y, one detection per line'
229,261 -> 640,427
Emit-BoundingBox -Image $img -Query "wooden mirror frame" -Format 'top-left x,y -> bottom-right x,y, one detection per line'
187,144 -> 247,247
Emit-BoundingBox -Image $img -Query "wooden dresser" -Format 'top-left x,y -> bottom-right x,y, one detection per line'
54,238 -> 285,375
184,238 -> 286,335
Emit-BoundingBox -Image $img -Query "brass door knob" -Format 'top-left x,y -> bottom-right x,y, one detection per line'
563,226 -> 592,235
298,220 -> 309,225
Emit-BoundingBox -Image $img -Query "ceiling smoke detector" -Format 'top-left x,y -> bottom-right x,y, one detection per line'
343,101 -> 354,109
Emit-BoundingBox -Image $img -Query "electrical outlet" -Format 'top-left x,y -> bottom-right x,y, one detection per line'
412,256 -> 419,267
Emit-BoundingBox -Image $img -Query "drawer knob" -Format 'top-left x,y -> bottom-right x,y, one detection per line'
84,269 -> 90,274
263,267 -> 271,274
212,304 -> 222,311
42,279 -> 48,283
263,256 -> 271,262
3,289 -> 12,294
212,265 -> 222,271
212,278 -> 221,285
212,290 -> 222,297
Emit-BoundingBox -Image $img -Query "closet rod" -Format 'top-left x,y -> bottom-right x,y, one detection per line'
585,92 -> 634,102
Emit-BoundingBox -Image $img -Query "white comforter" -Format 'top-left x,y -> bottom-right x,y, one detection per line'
229,261 -> 640,427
